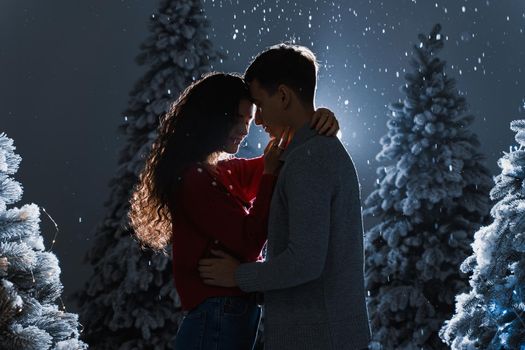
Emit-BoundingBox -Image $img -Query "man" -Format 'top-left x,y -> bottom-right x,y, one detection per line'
198,43 -> 371,349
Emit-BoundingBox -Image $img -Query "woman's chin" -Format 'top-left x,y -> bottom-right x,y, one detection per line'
224,144 -> 240,154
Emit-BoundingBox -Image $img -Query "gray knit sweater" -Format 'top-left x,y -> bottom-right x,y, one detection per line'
235,123 -> 371,350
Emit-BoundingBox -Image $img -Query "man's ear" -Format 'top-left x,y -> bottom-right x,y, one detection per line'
277,84 -> 291,110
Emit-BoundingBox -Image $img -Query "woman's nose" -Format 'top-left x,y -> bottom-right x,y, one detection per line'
242,125 -> 250,136
236,124 -> 248,137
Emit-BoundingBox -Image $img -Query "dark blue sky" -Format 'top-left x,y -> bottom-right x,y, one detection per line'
1,0 -> 524,312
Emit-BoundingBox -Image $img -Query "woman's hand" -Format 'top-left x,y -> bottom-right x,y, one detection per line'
263,127 -> 291,175
311,107 -> 340,136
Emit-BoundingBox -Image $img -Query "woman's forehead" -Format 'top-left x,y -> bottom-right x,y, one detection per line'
238,99 -> 255,114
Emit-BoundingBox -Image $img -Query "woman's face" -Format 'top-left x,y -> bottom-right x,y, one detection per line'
223,99 -> 255,154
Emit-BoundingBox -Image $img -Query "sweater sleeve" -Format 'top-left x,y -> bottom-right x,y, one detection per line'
179,164 -> 276,259
223,156 -> 265,202
234,151 -> 332,292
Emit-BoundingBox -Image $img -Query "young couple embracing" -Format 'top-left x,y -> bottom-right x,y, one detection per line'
130,43 -> 371,350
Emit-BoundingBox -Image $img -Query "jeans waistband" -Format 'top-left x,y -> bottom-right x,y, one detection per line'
206,294 -> 257,303
184,295 -> 256,314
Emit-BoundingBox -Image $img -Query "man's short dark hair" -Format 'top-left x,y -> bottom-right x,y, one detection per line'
244,43 -> 319,105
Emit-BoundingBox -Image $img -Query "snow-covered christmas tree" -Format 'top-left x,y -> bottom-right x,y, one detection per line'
0,132 -> 87,349
440,119 -> 525,349
73,1 -> 223,348
363,24 -> 493,349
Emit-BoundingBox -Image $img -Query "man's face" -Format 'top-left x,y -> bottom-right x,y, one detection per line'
249,79 -> 286,138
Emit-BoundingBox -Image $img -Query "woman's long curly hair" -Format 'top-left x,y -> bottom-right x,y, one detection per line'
128,72 -> 252,254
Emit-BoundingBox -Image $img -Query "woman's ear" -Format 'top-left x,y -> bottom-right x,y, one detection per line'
278,84 -> 291,110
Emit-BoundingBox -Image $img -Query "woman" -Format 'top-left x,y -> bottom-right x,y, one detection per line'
128,72 -> 339,349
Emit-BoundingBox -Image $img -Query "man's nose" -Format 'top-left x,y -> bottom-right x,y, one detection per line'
254,109 -> 263,125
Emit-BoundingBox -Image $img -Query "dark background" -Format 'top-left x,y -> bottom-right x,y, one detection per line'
1,0 -> 524,313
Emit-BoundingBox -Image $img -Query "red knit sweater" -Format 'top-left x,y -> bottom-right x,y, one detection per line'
171,156 -> 276,311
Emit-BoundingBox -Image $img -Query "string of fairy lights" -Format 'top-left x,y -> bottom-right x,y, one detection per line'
2,205 -> 84,334
41,207 -> 69,316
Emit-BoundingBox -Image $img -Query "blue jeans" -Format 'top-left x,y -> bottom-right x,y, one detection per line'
174,296 -> 261,350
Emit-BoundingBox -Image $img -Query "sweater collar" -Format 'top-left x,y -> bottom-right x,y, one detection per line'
279,122 -> 317,162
